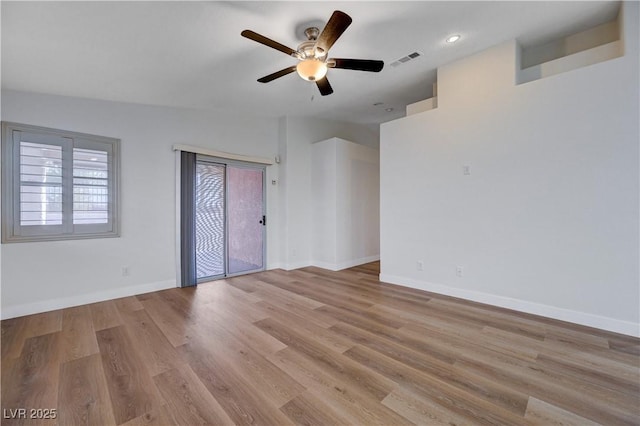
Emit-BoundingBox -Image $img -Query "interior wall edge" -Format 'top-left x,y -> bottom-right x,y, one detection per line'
280,260 -> 314,271
311,255 -> 381,272
379,273 -> 640,338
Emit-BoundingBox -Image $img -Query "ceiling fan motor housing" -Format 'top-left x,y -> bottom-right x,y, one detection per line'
297,36 -> 326,60
295,28 -> 328,81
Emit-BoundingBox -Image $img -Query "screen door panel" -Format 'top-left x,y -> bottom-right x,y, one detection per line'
227,166 -> 264,275
195,162 -> 225,279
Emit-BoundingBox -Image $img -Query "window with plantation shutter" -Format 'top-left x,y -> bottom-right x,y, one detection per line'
2,122 -> 120,243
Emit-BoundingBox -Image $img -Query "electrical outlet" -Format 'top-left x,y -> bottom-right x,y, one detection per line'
455,266 -> 464,277
463,165 -> 471,175
417,261 -> 423,271
122,266 -> 130,277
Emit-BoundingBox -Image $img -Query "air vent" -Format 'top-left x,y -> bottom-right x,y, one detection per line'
391,51 -> 422,67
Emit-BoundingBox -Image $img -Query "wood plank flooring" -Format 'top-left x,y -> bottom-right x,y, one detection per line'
2,262 -> 639,425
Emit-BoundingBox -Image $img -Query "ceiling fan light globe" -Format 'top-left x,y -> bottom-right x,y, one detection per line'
296,59 -> 328,81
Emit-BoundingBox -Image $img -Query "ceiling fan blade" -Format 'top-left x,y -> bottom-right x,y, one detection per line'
315,11 -> 352,54
316,77 -> 333,96
257,66 -> 297,83
241,30 -> 297,56
329,58 -> 384,72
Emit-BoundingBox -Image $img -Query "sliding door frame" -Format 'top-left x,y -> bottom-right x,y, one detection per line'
175,145 -> 272,288
195,154 -> 266,283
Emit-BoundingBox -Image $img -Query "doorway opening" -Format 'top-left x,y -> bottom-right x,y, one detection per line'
180,152 -> 266,286
195,158 -> 265,282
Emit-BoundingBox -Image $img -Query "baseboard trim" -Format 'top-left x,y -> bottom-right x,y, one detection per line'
379,273 -> 639,338
312,255 -> 381,271
0,279 -> 177,320
282,261 -> 313,271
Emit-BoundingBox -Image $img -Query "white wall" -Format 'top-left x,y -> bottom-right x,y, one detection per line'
311,139 -> 338,266
1,90 -> 280,318
380,3 -> 639,336
335,139 -> 380,268
311,138 -> 380,270
278,116 -> 379,269
0,90 -> 380,318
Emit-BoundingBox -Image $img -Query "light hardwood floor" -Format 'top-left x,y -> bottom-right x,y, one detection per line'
2,262 -> 639,425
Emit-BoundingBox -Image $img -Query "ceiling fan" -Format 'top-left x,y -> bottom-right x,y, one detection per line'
241,10 -> 384,96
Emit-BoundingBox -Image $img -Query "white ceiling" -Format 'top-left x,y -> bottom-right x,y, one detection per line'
1,1 -> 619,124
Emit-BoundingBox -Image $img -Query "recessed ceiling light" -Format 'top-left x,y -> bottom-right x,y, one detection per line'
446,34 -> 461,43
385,107 -> 394,112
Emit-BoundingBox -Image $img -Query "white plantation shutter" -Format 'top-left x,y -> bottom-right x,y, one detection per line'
20,141 -> 64,226
13,132 -> 70,238
71,138 -> 116,235
73,147 -> 109,225
2,123 -> 120,242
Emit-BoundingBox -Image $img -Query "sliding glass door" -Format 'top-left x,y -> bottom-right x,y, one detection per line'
227,166 -> 265,275
195,162 -> 225,279
194,157 -> 265,282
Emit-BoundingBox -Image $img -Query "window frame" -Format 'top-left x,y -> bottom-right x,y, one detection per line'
1,122 -> 121,243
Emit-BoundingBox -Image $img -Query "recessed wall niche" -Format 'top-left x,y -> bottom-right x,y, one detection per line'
517,5 -> 624,84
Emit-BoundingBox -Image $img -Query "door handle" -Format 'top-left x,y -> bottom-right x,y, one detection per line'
259,215 -> 266,226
